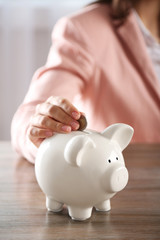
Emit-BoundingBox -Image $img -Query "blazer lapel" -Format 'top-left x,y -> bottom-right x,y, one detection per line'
113,10 -> 160,103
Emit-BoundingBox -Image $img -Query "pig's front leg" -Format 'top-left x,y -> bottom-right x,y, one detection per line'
95,199 -> 111,212
68,206 -> 92,221
46,197 -> 63,212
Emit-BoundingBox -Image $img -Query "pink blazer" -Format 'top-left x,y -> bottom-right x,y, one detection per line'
11,4 -> 160,163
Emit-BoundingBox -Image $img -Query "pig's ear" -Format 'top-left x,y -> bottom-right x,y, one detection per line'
64,135 -> 96,167
101,123 -> 134,151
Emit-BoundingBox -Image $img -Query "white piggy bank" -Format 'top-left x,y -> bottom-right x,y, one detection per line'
35,123 -> 134,221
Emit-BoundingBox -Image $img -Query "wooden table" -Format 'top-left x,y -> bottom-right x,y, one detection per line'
0,142 -> 160,240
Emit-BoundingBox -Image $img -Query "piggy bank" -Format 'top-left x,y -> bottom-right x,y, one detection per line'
35,123 -> 133,221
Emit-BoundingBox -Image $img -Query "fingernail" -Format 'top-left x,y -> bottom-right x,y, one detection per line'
45,131 -> 53,137
61,125 -> 72,132
71,122 -> 79,130
72,111 -> 80,120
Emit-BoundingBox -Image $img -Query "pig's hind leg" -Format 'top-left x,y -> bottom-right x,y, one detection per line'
95,199 -> 111,212
46,197 -> 63,212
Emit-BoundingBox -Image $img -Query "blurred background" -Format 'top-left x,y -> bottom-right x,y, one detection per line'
0,0 -> 92,140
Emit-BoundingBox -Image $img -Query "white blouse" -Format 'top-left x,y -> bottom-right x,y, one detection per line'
134,11 -> 160,82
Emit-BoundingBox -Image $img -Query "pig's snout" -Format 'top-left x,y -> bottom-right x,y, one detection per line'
107,165 -> 129,193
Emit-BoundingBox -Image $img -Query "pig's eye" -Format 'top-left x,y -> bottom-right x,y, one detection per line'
116,157 -> 118,160
108,159 -> 111,163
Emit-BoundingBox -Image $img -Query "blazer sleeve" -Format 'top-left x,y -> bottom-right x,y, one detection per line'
11,16 -> 94,163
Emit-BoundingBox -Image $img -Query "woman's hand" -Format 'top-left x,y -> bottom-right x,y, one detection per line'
27,96 -> 81,147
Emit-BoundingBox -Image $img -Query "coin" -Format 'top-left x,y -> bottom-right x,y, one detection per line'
78,115 -> 87,131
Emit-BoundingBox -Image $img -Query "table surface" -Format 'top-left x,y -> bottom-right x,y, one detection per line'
0,142 -> 160,240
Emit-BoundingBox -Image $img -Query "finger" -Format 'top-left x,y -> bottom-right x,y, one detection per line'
28,126 -> 53,139
27,126 -> 53,147
36,102 -> 80,130
47,96 -> 81,120
30,114 -> 72,133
